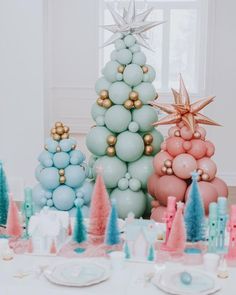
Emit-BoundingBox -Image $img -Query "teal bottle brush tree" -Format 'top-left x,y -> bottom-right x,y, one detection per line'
86,0 -> 164,218
0,161 -> 9,228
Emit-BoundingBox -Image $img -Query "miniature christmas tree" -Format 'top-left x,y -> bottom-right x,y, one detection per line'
184,172 -> 205,243
0,161 -> 9,226
166,201 -> 186,252
27,238 -> 33,253
50,239 -> 57,254
6,194 -> 22,238
149,76 -> 228,221
73,205 -> 87,243
105,201 -> 120,246
32,122 -> 93,217
89,173 -> 110,244
147,244 -> 155,261
86,0 -> 164,219
124,241 -> 131,259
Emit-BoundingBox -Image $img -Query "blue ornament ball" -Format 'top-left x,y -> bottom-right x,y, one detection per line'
69,150 -> 85,165
52,185 -> 76,211
32,184 -> 46,208
39,167 -> 60,190
35,164 -> 44,181
115,39 -> 126,50
123,64 -> 143,86
116,49 -> 132,65
76,180 -> 94,205
132,105 -> 158,132
65,165 -> 86,188
53,152 -> 70,169
45,139 -> 58,153
105,105 -> 131,133
103,61 -> 120,83
180,272 -> 192,285
91,102 -> 106,121
109,81 -> 131,104
118,178 -> 129,190
95,77 -> 111,95
124,35 -> 136,47
129,44 -> 140,53
133,82 -> 156,104
132,52 -> 146,66
129,178 -> 141,191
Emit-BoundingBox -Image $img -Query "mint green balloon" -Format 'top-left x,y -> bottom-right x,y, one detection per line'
95,77 -> 111,95
86,126 -> 113,156
103,61 -> 120,82
144,193 -> 154,218
130,44 -> 140,53
116,131 -> 144,162
91,103 -> 106,121
128,155 -> 154,188
124,35 -> 136,47
123,64 -> 143,86
133,82 -> 156,103
93,156 -> 127,189
132,52 -> 146,66
142,128 -> 164,155
132,105 -> 158,132
116,73 -> 123,81
129,178 -> 141,191
146,65 -> 156,82
116,49 -> 132,65
110,188 -> 146,218
109,81 -> 131,104
110,50 -> 117,61
128,121 -> 139,132
115,39 -> 126,50
105,105 -> 131,133
118,178 -> 129,190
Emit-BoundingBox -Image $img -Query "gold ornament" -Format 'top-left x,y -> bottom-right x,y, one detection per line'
145,145 -> 153,155
56,126 -> 64,135
124,99 -> 134,109
107,135 -> 117,146
100,90 -> 109,100
56,146 -> 61,152
202,173 -> 210,181
129,91 -> 139,101
134,99 -> 142,109
103,99 -> 112,108
55,122 -> 63,128
143,134 -> 153,145
44,145 -> 48,151
53,134 -> 61,141
59,176 -> 66,184
166,168 -> 173,175
118,65 -> 125,73
197,168 -> 203,176
174,130 -> 181,137
97,98 -> 104,106
194,131 -> 201,139
164,159 -> 172,168
142,66 -> 149,73
59,169 -> 65,176
71,144 -> 76,150
63,126 -> 70,133
106,146 -> 116,157
51,128 -> 57,134
61,133 -> 69,139
151,75 -> 220,133
161,166 -> 167,173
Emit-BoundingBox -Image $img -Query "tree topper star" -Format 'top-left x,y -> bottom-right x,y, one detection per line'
150,75 -> 221,133
102,0 -> 164,50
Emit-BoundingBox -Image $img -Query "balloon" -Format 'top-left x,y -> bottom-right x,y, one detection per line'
185,181 -> 218,214
145,65 -> 156,82
151,206 -> 167,223
133,82 -> 156,103
104,105 -> 131,133
47,199 -> 53,207
35,164 -> 44,181
147,173 -> 160,196
53,152 -> 70,169
38,150 -> 53,162
128,121 -> 139,132
59,139 -> 74,152
196,126 -> 206,140
32,184 -> 47,208
124,34 -> 136,47
168,126 -> 180,137
205,140 -> 215,157
116,73 -> 123,81
161,142 -> 167,151
116,49 -> 132,65
45,138 -> 58,153
115,39 -> 126,50
109,81 -> 132,104
129,178 -> 141,191
197,157 -> 217,181
93,156 -> 127,188
86,126 -> 113,156
91,103 -> 106,121
154,175 -> 187,205
103,61 -> 120,82
183,141 -> 192,151
70,150 -> 85,165
95,77 -> 111,95
166,137 -> 185,157
211,177 -> 228,197
110,188 -> 146,218
110,50 -> 117,61
172,154 -> 197,179
52,185 -> 76,211
39,167 -> 60,190
132,52 -> 146,66
180,126 -> 193,140
132,105 -> 158,132
116,131 -> 144,162
65,165 -> 86,188
187,139 -> 207,159
118,178 -> 129,190
123,64 -> 143,86
129,44 -> 140,53
76,180 -> 94,205
153,151 -> 173,176
45,191 -> 52,199
128,156 -> 154,188
148,129 -> 164,155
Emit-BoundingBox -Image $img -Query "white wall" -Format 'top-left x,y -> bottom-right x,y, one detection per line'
0,0 -> 45,200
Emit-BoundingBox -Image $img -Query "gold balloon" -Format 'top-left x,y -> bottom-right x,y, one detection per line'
51,128 -> 57,134
61,133 -> 69,139
107,135 -> 117,146
134,100 -> 143,109
71,144 -> 76,150
143,134 -> 153,145
100,90 -> 109,100
161,166 -> 167,173
44,145 -> 48,151
124,99 -> 134,110
56,146 -> 61,152
202,173 -> 210,181
63,126 -> 70,133
97,98 -> 104,106
103,99 -> 112,108
174,130 -> 181,137
56,126 -> 64,135
194,131 -> 201,139
142,66 -> 148,73
129,91 -> 139,101
53,134 -> 61,141
164,159 -> 172,168
55,122 -> 63,128
117,65 -> 125,73
59,169 -> 65,176
59,176 -> 66,184
106,146 -> 116,157
166,168 -> 173,175
144,145 -> 153,155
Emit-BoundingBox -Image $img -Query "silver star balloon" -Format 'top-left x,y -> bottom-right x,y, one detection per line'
102,0 -> 164,50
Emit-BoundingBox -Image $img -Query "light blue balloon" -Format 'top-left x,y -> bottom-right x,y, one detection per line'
109,81 -> 131,104
32,184 -> 46,208
105,105 -> 131,133
74,198 -> 84,207
116,49 -> 132,65
86,126 -> 113,156
132,52 -> 146,66
132,105 -> 158,132
45,190 -> 52,199
125,172 -> 131,180
116,73 -> 123,81
59,139 -> 73,152
93,156 -> 127,189
39,167 -> 60,190
38,150 -> 53,163
129,178 -> 141,191
103,61 -> 120,82
81,206 -> 90,218
65,165 -> 86,188
53,152 -> 70,169
118,178 -> 129,190
76,180 -> 94,205
128,121 -> 139,133
69,150 -> 85,165
129,44 -> 140,53
69,207 -> 77,217
123,64 -> 143,86
88,155 -> 97,167
146,65 -> 156,82
115,39 -> 126,50
52,185 -> 76,211
47,199 -> 53,207
42,158 -> 53,168
95,77 -> 111,95
91,102 -> 106,121
110,50 -> 117,61
41,197 -> 47,206
133,82 -> 156,103
45,138 -> 58,153
110,188 -> 146,218
142,73 -> 150,82
124,35 -> 136,47
96,115 -> 105,126
116,131 -> 144,162
35,164 -> 44,181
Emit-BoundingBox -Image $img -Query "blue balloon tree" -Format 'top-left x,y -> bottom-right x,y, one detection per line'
32,122 -> 93,217
86,0 -> 164,218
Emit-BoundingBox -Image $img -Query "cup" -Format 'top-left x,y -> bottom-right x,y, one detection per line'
109,251 -> 125,271
203,253 -> 220,272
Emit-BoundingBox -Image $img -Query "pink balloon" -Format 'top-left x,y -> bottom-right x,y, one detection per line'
177,121 -> 185,128
161,141 -> 167,151
205,140 -> 215,157
147,173 -> 160,196
151,200 -> 160,208
197,157 -> 217,181
211,177 -> 228,197
196,126 -> 206,140
172,154 -> 197,179
153,151 -> 173,176
166,137 -> 185,157
151,206 -> 167,223
180,126 -> 193,140
168,126 -> 180,137
154,175 -> 186,206
187,139 -> 207,159
185,181 -> 218,215
183,141 -> 192,151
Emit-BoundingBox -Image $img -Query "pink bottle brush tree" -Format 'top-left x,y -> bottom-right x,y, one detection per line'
6,194 -> 22,238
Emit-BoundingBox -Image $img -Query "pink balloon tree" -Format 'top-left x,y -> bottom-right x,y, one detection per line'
148,75 -> 228,221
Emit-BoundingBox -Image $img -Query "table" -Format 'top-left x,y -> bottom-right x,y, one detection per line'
0,254 -> 235,295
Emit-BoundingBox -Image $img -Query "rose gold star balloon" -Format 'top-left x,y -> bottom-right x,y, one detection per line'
150,75 -> 221,133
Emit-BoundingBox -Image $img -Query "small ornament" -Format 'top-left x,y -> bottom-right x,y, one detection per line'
134,100 -> 142,109
63,126 -> 70,133
166,168 -> 173,175
202,173 -> 210,181
55,122 -> 63,128
180,272 -> 192,285
59,169 -> 65,176
164,159 -> 172,168
103,99 -> 112,108
44,145 -> 48,151
53,134 -> 61,141
106,146 -> 116,157
59,176 -> 66,184
56,146 -> 61,152
194,131 -> 201,139
56,126 -> 64,135
100,90 -> 109,100
142,66 -> 149,73
145,145 -> 153,155
107,135 -> 117,146
161,166 -> 167,173
124,99 -> 134,109
97,98 -> 104,106
118,65 -> 125,73
143,134 -> 153,145
174,130 -> 181,137
129,91 -> 139,101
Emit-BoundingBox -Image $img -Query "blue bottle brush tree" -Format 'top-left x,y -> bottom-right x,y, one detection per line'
105,201 -> 120,246
0,161 -> 9,226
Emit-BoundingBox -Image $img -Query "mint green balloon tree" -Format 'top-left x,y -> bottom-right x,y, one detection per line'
86,0 -> 164,218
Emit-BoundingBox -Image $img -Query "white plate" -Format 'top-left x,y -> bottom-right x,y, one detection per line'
44,260 -> 111,287
152,267 -> 221,295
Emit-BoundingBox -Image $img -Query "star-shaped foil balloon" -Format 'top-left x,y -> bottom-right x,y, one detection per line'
150,75 -> 221,133
102,0 -> 164,50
